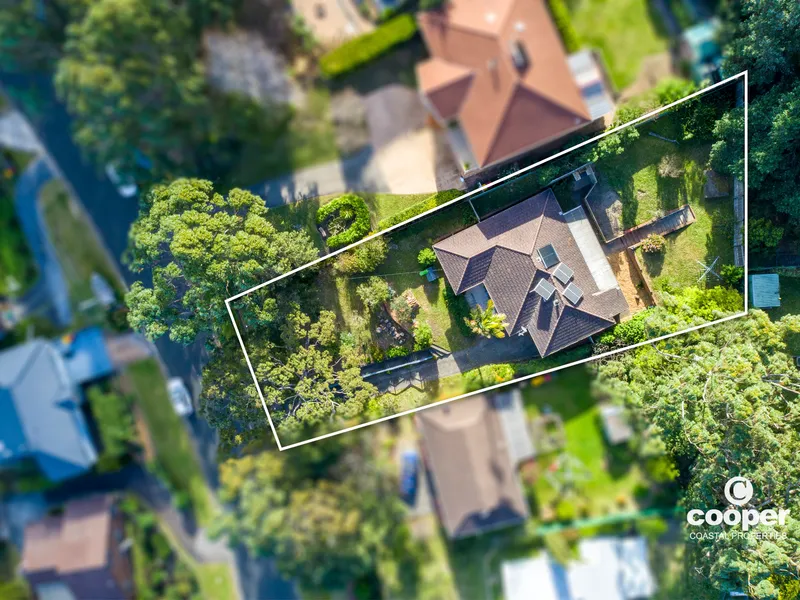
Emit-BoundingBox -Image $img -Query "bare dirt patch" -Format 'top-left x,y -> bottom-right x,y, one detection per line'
607,251 -> 653,315
585,177 -> 623,241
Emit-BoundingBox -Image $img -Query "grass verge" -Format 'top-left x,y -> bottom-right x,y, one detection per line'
125,358 -> 213,526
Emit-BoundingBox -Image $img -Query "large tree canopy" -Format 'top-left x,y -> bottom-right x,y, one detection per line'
55,0 -> 210,180
125,179 -> 317,343
598,310 -> 800,598
213,433 -> 405,590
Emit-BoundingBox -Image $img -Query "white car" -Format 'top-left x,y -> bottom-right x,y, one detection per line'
167,378 -> 194,417
105,163 -> 138,198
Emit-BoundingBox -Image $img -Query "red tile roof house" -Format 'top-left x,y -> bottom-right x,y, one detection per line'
416,0 -> 614,175
433,189 -> 629,357
21,495 -> 133,600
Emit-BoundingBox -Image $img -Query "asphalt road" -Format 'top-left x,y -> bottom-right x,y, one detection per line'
0,72 -> 296,600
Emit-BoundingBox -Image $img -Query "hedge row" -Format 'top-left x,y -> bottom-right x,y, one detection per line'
377,189 -> 463,231
319,14 -> 418,78
316,193 -> 372,249
547,0 -> 580,53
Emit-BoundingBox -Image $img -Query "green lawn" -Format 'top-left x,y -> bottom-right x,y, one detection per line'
228,87 -> 339,186
522,367 -> 648,518
766,274 -> 800,321
567,0 -> 670,90
0,156 -> 37,297
125,359 -> 213,526
39,179 -> 125,326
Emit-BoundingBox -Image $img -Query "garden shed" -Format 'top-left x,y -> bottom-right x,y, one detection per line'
749,274 -> 780,309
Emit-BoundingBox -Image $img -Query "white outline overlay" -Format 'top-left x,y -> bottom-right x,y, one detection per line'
226,71 -> 749,450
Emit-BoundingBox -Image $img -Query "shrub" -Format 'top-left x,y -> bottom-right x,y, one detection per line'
87,385 -> 137,473
390,295 -> 414,329
413,321 -> 433,350
546,0 -> 579,52
377,189 -> 463,230
645,455 -> 679,483
386,346 -> 411,359
334,236 -> 389,274
316,194 -> 371,249
750,217 -> 784,252
356,276 -> 391,312
720,264 -> 744,288
640,233 -> 666,254
462,363 -> 514,392
319,15 -> 418,78
598,309 -> 651,346
658,153 -> 684,178
555,499 -> 578,522
417,247 -> 437,269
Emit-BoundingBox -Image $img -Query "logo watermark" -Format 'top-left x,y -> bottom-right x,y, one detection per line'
687,477 -> 789,541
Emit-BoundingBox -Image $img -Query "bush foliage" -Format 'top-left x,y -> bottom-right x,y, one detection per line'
413,321 -> 433,350
317,193 -> 372,249
417,247 -> 437,269
334,236 -> 388,274
640,233 -> 666,253
319,15 -> 418,78
547,0 -> 580,52
87,384 -> 137,472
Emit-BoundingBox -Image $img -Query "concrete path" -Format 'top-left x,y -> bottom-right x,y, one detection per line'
370,335 -> 539,392
14,158 -> 72,327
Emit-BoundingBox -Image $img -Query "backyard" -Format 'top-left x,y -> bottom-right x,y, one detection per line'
565,0 -> 670,90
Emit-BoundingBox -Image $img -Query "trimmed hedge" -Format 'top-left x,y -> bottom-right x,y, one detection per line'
317,193 -> 371,249
547,0 -> 580,53
377,189 -> 463,230
320,15 -> 418,78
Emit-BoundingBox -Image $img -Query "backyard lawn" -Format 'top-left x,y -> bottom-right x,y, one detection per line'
522,367 -> 649,518
40,179 -> 125,326
566,0 -> 670,90
124,359 -> 214,526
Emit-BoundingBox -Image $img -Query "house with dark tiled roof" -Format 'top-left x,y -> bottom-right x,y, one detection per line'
416,0 -> 614,172
433,190 -> 628,356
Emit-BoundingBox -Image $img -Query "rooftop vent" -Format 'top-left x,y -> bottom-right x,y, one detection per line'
553,263 -> 574,285
537,244 -> 560,269
510,40 -> 529,70
534,278 -> 556,301
563,282 -> 584,304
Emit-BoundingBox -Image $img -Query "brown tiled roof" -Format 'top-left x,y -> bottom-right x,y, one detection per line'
434,190 -> 628,356
417,395 -> 529,539
417,0 -> 591,167
22,495 -> 114,576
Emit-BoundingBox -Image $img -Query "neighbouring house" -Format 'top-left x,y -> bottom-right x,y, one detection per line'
434,189 -> 629,357
416,0 -> 614,173
0,328 -> 115,482
749,274 -> 781,309
21,495 -> 133,600
416,391 -> 532,539
502,536 -> 657,600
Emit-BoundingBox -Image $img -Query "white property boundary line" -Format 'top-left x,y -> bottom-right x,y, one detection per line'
226,71 -> 748,451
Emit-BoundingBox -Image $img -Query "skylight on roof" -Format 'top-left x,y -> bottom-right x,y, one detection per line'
553,263 -> 574,285
564,283 -> 584,304
533,278 -> 556,301
537,244 -> 560,269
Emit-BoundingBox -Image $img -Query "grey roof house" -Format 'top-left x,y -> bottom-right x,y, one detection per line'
434,190 -> 629,356
0,328 -> 114,482
417,392 -> 533,539
502,536 -> 657,600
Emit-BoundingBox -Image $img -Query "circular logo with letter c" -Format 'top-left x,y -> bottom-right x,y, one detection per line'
724,477 -> 753,506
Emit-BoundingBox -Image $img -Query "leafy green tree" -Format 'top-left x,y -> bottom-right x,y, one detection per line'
465,299 -> 508,338
417,248 -> 437,269
413,321 -> 433,350
256,310 -> 376,434
0,0 -> 86,70
356,276 -> 391,313
126,179 -> 317,343
749,218 -> 785,253
214,432 -> 406,589
55,0 -> 210,180
597,310 -> 800,598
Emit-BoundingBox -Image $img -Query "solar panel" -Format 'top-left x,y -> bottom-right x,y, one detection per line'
537,244 -> 560,269
553,263 -> 574,285
564,283 -> 584,304
533,278 -> 556,301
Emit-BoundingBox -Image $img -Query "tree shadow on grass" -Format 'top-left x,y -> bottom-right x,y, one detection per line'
641,249 -> 665,278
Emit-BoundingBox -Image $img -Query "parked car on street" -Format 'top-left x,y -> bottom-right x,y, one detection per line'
167,377 -> 194,417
